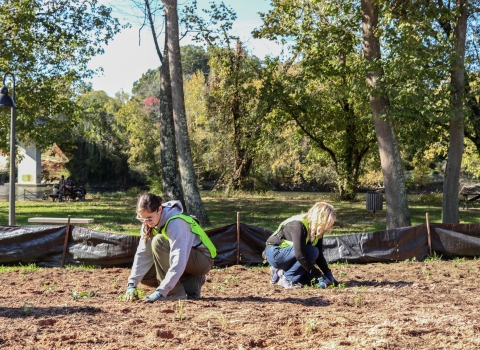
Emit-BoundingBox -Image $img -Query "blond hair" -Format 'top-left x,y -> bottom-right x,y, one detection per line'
298,202 -> 336,242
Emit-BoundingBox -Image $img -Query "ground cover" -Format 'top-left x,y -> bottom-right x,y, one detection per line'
0,190 -> 479,236
1,258 -> 479,349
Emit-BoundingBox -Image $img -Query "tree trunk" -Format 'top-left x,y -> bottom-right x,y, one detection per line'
362,0 -> 411,228
159,36 -> 184,202
163,0 -> 210,225
442,0 -> 468,224
144,1 -> 184,203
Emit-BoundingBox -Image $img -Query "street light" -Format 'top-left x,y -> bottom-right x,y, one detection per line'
0,72 -> 16,226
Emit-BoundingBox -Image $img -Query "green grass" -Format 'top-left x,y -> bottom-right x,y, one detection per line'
0,263 -> 41,273
1,190 -> 479,236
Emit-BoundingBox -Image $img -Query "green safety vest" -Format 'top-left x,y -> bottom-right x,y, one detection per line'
270,217 -> 318,248
160,214 -> 217,258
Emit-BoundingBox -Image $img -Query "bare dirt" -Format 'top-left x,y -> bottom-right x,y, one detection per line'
1,260 -> 480,349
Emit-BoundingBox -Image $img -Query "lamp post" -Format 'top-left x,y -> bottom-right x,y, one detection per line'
0,72 -> 16,226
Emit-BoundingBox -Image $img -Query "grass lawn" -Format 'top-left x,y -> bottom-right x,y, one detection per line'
1,190 -> 479,236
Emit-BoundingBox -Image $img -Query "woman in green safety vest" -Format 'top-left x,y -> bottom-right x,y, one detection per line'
264,202 -> 338,289
122,193 -> 216,302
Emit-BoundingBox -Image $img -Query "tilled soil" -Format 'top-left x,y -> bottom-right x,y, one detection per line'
1,260 -> 480,349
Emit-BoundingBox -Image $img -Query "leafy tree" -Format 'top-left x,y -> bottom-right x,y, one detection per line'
0,0 -> 122,152
181,44 -> 210,78
67,90 -> 131,186
255,0 -> 375,200
184,1 -> 266,192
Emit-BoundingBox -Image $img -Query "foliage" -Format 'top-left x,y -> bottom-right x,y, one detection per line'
64,90 -> 132,185
181,44 -> 210,78
0,0 -> 122,152
184,2 -> 266,192
255,0 -> 375,200
71,290 -> 95,299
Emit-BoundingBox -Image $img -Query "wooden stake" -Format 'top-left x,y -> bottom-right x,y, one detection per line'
426,213 -> 432,256
61,215 -> 71,268
236,212 -> 240,265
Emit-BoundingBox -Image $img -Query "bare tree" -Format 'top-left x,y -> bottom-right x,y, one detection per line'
361,0 -> 411,229
162,0 -> 209,225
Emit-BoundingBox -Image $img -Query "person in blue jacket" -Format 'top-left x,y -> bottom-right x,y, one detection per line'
264,202 -> 338,289
122,193 -> 216,302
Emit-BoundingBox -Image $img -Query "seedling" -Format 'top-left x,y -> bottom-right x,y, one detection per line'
217,313 -> 228,329
354,295 -> 363,308
424,252 -> 442,262
224,275 -> 239,284
176,300 -> 185,321
422,269 -> 430,282
23,302 -> 34,314
43,283 -> 58,291
452,257 -> 467,264
118,287 -> 146,301
72,290 -> 95,300
338,271 -> 347,279
304,318 -> 318,335
468,267 -> 473,273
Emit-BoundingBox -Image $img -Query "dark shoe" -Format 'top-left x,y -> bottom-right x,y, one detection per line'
188,275 -> 206,299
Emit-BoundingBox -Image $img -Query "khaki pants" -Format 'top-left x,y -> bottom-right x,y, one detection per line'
140,234 -> 214,298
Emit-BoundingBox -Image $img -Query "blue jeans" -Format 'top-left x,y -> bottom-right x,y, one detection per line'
265,245 -> 319,285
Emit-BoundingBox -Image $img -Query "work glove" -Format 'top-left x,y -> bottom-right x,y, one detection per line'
122,283 -> 137,301
324,272 -> 339,287
316,276 -> 328,289
142,290 -> 163,303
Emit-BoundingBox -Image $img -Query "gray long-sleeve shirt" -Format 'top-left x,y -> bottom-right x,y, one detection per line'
127,200 -> 209,297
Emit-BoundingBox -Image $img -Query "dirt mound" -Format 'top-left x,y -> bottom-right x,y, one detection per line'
1,260 -> 479,349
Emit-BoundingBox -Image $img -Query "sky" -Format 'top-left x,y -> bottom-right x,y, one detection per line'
86,0 -> 282,97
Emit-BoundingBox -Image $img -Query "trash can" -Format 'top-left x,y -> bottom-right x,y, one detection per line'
366,191 -> 383,213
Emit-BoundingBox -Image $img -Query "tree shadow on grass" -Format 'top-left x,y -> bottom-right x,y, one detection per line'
0,305 -> 103,319
201,295 -> 330,306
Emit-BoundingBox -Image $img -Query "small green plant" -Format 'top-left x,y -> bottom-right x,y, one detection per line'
327,281 -> 347,290
424,252 -> 442,262
354,295 -> 363,308
468,267 -> 473,273
304,318 -> 318,335
224,275 -> 239,284
177,300 -> 185,321
118,287 -> 146,301
338,271 -> 347,279
72,290 -> 95,300
217,313 -> 228,329
452,257 -> 467,263
43,283 -> 58,291
422,269 -> 430,282
23,302 -> 34,314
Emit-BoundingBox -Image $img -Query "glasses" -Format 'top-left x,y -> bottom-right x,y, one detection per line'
136,210 -> 158,222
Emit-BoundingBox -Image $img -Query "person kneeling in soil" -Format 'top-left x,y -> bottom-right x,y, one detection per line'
264,202 -> 338,289
122,193 -> 216,302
